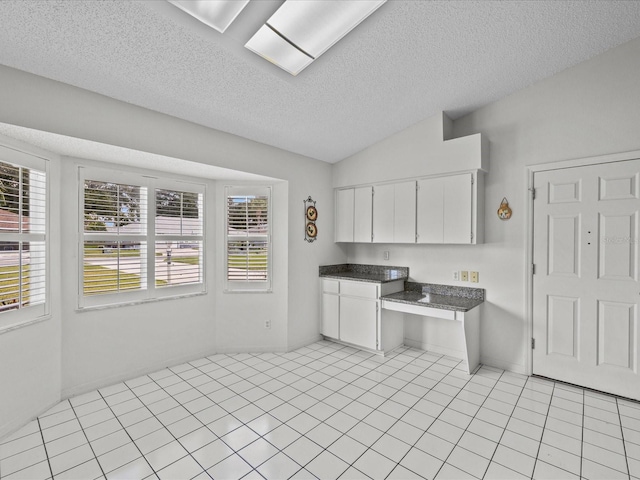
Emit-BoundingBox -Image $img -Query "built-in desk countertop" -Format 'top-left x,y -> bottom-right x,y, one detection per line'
381,282 -> 484,373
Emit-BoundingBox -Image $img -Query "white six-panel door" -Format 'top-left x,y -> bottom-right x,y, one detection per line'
533,159 -> 640,399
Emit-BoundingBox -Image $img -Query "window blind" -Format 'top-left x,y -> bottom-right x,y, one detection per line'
83,180 -> 147,296
80,169 -> 206,308
226,186 -> 271,290
0,160 -> 46,313
155,188 -> 203,288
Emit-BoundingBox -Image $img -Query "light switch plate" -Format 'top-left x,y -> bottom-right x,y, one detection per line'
461,271 -> 468,281
470,271 -> 479,283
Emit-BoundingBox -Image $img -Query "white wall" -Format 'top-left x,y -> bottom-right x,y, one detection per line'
214,180 -> 289,353
58,157 -> 220,397
0,65 -> 345,436
334,36 -> 640,373
0,137 -> 62,439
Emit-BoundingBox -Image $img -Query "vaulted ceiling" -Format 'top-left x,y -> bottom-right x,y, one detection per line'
1,1 -> 640,163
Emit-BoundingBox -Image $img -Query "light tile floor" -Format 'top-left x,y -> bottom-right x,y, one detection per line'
2,340 -> 640,479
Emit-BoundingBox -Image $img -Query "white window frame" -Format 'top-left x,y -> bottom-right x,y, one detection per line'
224,185 -> 272,293
0,144 -> 49,332
78,167 -> 206,309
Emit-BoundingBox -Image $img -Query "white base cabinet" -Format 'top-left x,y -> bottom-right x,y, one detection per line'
320,278 -> 404,353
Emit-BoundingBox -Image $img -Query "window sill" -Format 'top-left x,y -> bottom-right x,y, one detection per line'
0,314 -> 52,336
223,289 -> 273,294
76,290 -> 208,312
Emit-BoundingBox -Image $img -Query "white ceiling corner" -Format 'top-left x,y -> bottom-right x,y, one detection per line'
0,123 -> 275,182
0,1 -> 639,163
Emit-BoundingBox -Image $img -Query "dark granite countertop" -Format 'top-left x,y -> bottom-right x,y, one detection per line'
381,282 -> 484,312
319,264 -> 409,284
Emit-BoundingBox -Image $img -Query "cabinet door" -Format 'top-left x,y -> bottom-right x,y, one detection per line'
321,293 -> 339,339
353,186 -> 373,243
416,177 -> 444,243
394,181 -> 417,243
443,173 -> 472,244
339,297 -> 378,350
335,188 -> 354,242
373,184 -> 394,243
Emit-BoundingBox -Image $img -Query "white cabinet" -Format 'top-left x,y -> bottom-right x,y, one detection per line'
335,189 -> 354,242
339,296 -> 378,349
336,171 -> 483,245
321,279 -> 340,339
320,278 -> 404,353
335,186 -> 373,242
417,172 -> 483,244
373,181 -> 416,243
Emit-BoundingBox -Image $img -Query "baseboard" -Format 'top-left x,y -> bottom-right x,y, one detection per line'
0,398 -> 61,442
480,354 -> 526,375
61,347 -> 219,399
403,338 -> 465,361
215,343 -> 288,355
287,335 -> 322,352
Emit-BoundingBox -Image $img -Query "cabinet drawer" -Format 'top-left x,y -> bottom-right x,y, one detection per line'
340,281 -> 378,299
322,279 -> 340,294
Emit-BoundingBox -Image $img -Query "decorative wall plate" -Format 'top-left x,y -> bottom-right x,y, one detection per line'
304,196 -> 317,242
306,222 -> 318,238
306,205 -> 318,221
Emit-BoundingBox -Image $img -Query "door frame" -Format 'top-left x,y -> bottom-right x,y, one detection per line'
525,149 -> 640,376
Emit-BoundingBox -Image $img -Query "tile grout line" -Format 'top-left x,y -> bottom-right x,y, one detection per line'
339,354 -> 463,479
433,368 -> 518,479
123,370 -> 235,478
580,387 -> 585,479
530,381 -> 556,477
223,344 -> 428,477
220,344 -> 447,478
94,386 -> 162,479
13,340 -> 640,480
65,400 -> 108,479
481,373 -> 546,478
616,396 -> 631,478
36,417 -> 55,480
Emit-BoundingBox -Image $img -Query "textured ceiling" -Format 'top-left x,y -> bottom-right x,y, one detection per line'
0,1 -> 640,163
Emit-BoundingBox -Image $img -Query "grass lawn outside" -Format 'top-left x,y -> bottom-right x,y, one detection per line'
227,254 -> 267,270
84,247 -> 141,258
84,264 -> 167,295
0,265 -> 29,305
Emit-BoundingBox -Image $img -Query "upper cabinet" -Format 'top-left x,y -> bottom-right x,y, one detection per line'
336,171 -> 484,245
373,181 -> 416,243
335,188 -> 354,242
417,173 -> 479,244
335,186 -> 373,242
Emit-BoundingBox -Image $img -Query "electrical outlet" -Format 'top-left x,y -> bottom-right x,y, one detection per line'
470,271 -> 479,283
265,320 -> 271,329
453,271 -> 459,281
461,271 -> 469,281
383,251 -> 390,261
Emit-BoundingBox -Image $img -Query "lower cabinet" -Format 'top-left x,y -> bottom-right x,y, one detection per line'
321,280 -> 340,339
320,278 -> 404,353
339,296 -> 378,350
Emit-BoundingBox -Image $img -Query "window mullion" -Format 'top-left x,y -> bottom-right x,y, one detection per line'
145,183 -> 154,295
